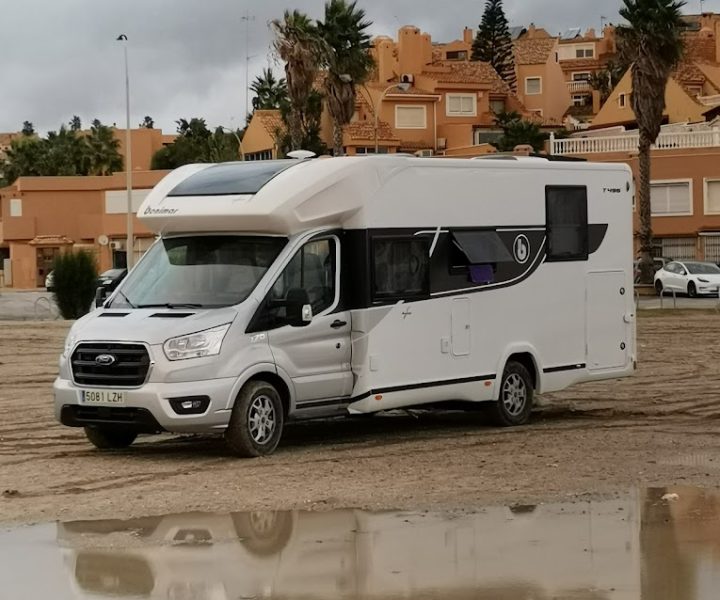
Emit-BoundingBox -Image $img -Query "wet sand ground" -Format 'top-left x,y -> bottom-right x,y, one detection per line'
2,313 -> 720,525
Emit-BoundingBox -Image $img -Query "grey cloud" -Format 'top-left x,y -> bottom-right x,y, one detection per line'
1,0 -> 718,135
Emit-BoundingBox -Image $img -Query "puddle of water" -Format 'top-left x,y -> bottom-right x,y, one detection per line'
2,486 -> 720,599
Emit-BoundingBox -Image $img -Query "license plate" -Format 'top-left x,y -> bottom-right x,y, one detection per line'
81,390 -> 126,405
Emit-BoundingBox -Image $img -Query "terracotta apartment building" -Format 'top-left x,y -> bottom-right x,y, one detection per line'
0,128 -> 173,289
550,13 -> 720,260
243,25 -> 531,159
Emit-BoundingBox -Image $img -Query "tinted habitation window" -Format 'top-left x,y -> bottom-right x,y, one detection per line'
167,161 -> 299,196
546,186 -> 588,261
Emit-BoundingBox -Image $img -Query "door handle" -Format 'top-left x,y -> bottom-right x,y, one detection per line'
331,319 -> 347,329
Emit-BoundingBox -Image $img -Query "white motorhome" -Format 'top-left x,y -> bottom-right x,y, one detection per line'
53,155 -> 636,457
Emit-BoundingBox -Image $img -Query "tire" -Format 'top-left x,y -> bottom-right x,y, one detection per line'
688,282 -> 697,298
84,426 -> 137,450
490,361 -> 534,427
231,510 -> 294,556
655,280 -> 663,296
225,380 -> 284,457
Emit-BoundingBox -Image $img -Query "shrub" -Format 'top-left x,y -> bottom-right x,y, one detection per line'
52,250 -> 98,320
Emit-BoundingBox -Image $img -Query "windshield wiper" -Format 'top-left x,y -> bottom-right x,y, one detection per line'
112,289 -> 136,308
136,303 -> 205,309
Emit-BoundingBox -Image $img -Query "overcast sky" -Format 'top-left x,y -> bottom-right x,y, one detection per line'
2,0 -> 717,135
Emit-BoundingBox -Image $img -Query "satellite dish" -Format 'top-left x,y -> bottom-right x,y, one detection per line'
98,234 -> 109,246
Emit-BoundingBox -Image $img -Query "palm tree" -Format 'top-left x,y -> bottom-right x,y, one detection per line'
85,120 -> 123,175
617,0 -> 686,283
317,0 -> 374,156
250,68 -> 288,110
272,10 -> 324,151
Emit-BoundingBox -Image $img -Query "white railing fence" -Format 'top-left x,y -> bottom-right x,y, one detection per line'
551,128 -> 720,155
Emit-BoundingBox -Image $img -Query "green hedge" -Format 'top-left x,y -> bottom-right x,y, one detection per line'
52,251 -> 99,320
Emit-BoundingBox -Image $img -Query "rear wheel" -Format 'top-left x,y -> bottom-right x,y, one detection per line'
225,380 -> 284,457
84,426 -> 137,450
490,362 -> 533,427
688,281 -> 697,298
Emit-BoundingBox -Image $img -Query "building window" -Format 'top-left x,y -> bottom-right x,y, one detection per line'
572,94 -> 590,107
490,99 -> 506,114
650,181 -> 692,216
525,77 -> 542,95
706,179 -> 720,214
246,150 -> 273,161
446,94 -> 477,117
575,47 -> 594,58
546,186 -> 589,261
619,94 -> 628,108
572,72 -> 591,81
446,50 -> 467,60
9,198 -> 22,217
372,237 -> 430,302
395,105 -> 427,129
355,147 -> 389,154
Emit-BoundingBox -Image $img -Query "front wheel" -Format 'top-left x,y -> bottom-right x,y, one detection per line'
655,280 -> 663,296
490,362 -> 533,427
688,282 -> 697,298
84,426 -> 137,450
225,381 -> 284,457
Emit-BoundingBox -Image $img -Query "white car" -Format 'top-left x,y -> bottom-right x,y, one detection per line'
653,260 -> 720,297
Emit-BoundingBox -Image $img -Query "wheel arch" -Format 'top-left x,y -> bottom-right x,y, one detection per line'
227,364 -> 295,417
496,345 -> 542,395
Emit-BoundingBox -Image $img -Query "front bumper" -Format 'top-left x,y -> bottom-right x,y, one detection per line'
697,285 -> 719,295
53,377 -> 237,434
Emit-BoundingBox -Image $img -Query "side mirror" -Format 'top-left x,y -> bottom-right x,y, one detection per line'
285,288 -> 312,327
94,286 -> 108,308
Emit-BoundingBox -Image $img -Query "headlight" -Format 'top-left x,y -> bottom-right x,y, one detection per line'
63,334 -> 76,358
163,324 -> 231,361
698,278 -> 710,283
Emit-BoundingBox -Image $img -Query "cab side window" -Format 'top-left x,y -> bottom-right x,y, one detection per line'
251,238 -> 336,331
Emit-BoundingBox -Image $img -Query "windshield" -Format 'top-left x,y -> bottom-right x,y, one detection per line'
108,236 -> 287,309
686,262 -> 720,275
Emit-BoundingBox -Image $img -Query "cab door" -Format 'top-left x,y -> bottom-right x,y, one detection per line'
262,235 -> 352,403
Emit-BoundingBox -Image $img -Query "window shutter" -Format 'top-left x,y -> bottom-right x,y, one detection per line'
396,106 -> 426,128
707,181 -> 720,213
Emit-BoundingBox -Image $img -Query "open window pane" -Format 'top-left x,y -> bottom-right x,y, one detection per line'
451,231 -> 513,264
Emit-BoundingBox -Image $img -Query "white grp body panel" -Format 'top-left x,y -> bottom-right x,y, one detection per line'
138,157 -> 627,234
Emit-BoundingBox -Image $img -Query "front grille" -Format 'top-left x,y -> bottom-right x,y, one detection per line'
71,343 -> 150,387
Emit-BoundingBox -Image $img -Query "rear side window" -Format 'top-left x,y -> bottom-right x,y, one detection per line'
546,186 -> 588,261
372,237 -> 429,302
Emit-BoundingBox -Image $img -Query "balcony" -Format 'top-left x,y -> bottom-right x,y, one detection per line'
566,80 -> 593,93
550,128 -> 720,155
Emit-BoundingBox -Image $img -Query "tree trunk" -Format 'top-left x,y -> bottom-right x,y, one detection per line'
637,134 -> 654,284
289,110 -> 303,151
332,118 -> 344,156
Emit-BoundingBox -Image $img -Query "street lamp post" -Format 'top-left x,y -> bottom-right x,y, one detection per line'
374,82 -> 411,154
219,126 -> 244,160
117,34 -> 134,270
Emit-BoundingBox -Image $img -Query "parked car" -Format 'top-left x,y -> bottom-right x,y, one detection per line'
653,260 -> 720,297
94,268 -> 128,306
45,271 -> 55,291
97,268 -> 127,291
633,257 -> 669,283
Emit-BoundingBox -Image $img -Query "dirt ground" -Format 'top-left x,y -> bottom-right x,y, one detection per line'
2,312 -> 720,526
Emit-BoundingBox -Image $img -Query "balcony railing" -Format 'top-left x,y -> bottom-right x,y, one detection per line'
566,80 -> 592,93
550,128 -> 720,155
